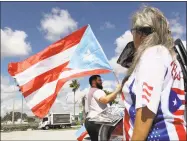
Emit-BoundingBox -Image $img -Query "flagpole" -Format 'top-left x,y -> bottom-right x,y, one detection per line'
112,71 -> 124,101
12,79 -> 18,125
112,71 -> 120,84
12,95 -> 15,125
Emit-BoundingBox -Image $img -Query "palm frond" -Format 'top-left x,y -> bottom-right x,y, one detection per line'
69,79 -> 80,92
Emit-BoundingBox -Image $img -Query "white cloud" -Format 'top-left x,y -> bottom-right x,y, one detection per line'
114,30 -> 133,55
1,75 -> 19,103
100,21 -> 115,30
169,13 -> 186,52
102,80 -> 116,92
1,98 -> 34,118
40,7 -> 78,42
109,30 -> 133,76
169,13 -> 186,40
65,88 -> 89,104
1,75 -> 33,117
1,27 -> 31,58
102,80 -> 114,88
109,56 -> 128,76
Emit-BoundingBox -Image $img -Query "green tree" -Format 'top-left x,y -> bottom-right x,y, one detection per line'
2,111 -> 28,122
26,117 -> 35,123
2,112 -> 12,121
69,79 -> 80,118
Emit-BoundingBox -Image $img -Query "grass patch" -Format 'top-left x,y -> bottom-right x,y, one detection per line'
1,123 -> 39,132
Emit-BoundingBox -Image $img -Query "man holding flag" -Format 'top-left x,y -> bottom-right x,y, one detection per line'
84,75 -> 121,141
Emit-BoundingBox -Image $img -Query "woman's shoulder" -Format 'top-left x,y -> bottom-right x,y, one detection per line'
141,45 -> 172,61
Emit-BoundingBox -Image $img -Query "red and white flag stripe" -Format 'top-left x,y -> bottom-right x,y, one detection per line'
14,45 -> 77,86
142,82 -> 153,103
8,25 -> 110,118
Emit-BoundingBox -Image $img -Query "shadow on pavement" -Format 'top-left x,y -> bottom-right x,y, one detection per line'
84,137 -> 91,141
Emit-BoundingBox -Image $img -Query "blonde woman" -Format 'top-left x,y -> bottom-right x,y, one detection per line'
122,6 -> 186,140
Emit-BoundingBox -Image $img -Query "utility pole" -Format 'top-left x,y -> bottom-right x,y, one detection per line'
12,79 -> 18,125
18,57 -> 23,124
3,79 -> 19,125
74,91 -> 75,120
12,79 -> 17,125
14,78 -> 23,124
3,88 -> 16,124
12,96 -> 15,124
21,96 -> 23,124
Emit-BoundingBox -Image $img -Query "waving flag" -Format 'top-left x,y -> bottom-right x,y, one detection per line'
8,25 -> 112,118
76,125 -> 88,141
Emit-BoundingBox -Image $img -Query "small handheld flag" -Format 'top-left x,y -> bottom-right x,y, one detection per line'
75,125 -> 88,141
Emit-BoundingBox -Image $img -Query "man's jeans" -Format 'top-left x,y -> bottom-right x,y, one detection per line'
85,118 -> 101,141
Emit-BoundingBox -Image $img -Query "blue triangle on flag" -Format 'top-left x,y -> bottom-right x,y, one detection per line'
169,90 -> 182,113
68,25 -> 112,70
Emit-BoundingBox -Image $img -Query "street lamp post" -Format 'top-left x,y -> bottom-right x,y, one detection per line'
3,89 -> 17,124
12,96 -> 15,125
14,78 -> 23,124
3,78 -> 20,124
21,96 -> 23,124
18,57 -> 23,124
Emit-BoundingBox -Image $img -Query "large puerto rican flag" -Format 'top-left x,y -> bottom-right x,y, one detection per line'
8,25 -> 112,118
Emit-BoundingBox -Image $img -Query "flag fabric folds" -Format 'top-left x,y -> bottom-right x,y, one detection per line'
8,25 -> 112,118
76,125 -> 88,141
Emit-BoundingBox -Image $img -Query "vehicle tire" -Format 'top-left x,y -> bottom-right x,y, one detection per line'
98,124 -> 115,141
60,125 -> 64,129
98,119 -> 124,141
45,125 -> 49,130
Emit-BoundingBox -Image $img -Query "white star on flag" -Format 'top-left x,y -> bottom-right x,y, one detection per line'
173,98 -> 177,106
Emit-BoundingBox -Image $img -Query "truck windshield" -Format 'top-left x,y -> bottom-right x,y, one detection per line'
43,117 -> 48,122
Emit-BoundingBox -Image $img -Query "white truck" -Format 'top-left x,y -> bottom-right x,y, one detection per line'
38,113 -> 72,130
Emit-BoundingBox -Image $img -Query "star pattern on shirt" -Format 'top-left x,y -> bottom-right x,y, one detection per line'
147,127 -> 162,141
172,98 -> 177,106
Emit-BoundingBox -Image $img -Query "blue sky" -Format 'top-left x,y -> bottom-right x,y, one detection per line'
1,2 -> 186,115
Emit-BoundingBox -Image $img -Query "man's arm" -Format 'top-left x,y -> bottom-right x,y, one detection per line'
98,85 -> 121,104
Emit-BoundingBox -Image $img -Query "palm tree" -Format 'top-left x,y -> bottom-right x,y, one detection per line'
69,79 -> 80,119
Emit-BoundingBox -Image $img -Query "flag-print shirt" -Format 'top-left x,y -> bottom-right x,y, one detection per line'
122,45 -> 186,141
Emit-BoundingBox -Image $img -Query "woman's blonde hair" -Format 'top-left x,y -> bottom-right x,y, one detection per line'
127,5 -> 176,76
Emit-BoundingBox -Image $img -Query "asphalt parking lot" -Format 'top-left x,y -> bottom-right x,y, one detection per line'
1,129 -> 90,140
